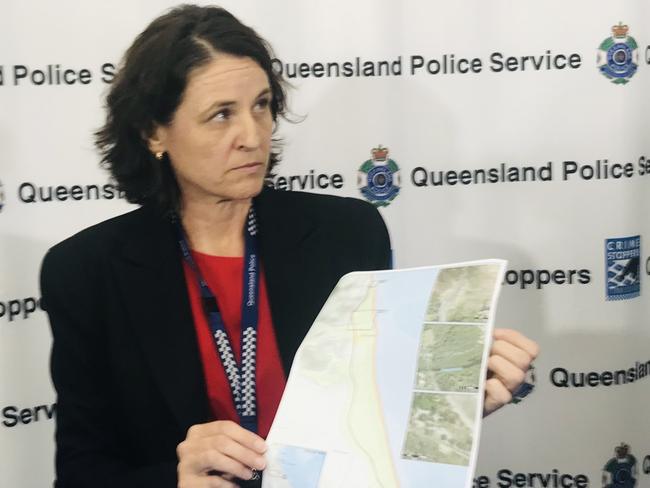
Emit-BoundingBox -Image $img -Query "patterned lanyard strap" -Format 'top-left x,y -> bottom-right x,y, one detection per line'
173,208 -> 260,434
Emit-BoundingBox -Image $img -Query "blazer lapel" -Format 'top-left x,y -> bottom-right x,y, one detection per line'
255,189 -> 320,376
111,207 -> 210,432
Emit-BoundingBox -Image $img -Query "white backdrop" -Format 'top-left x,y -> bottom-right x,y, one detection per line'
1,1 -> 649,487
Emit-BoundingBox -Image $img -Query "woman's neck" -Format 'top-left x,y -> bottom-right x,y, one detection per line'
180,197 -> 252,257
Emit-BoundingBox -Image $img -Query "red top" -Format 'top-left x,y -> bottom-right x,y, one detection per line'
182,253 -> 286,439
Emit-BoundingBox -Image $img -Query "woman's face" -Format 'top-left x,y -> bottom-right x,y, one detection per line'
149,53 -> 273,205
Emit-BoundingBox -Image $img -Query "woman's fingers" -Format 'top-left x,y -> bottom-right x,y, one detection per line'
483,377 -> 513,415
484,328 -> 539,416
493,328 -> 539,361
490,339 -> 533,372
187,420 -> 267,453
177,420 -> 267,486
209,434 -> 266,470
183,443 -> 257,480
487,354 -> 526,391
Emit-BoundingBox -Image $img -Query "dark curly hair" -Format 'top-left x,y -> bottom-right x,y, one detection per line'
95,4 -> 287,211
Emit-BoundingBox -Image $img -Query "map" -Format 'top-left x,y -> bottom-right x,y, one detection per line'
264,446 -> 326,488
262,261 -> 505,488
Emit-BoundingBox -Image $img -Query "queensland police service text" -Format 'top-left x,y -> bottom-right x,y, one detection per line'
272,52 -> 582,78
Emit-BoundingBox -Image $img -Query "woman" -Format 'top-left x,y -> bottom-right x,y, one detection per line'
40,5 -> 538,488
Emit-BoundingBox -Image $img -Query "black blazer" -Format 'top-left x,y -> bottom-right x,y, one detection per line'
41,188 -> 391,488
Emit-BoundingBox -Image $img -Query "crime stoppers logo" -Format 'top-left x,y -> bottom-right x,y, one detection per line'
358,145 -> 401,207
605,236 -> 641,300
598,23 -> 639,84
603,443 -> 637,488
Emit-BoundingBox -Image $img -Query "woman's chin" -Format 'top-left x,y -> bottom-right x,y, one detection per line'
215,179 -> 267,203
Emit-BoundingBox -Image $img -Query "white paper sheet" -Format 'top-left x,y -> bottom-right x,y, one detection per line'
263,260 -> 506,488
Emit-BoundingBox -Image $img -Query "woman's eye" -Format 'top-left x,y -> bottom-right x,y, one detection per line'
212,108 -> 231,121
254,98 -> 271,111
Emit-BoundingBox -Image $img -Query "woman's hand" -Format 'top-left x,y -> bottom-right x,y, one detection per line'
177,420 -> 267,487
484,328 -> 539,416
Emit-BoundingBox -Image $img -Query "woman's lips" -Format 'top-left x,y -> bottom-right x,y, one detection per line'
231,162 -> 264,173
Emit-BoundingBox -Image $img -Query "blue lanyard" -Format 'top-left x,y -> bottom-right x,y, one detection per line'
173,208 -> 259,434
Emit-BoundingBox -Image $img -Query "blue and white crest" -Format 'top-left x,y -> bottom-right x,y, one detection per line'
602,443 -> 637,488
605,235 -> 640,300
597,23 -> 638,85
358,145 -> 401,207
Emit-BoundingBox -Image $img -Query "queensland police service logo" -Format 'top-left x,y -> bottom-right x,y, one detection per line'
597,23 -> 639,85
605,236 -> 640,300
603,443 -> 637,488
358,145 -> 401,207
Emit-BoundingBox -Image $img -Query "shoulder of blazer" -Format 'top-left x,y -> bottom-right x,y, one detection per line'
43,205 -> 168,262
41,204 -> 178,274
256,186 -> 385,226
255,187 -> 391,265
40,205 -> 176,313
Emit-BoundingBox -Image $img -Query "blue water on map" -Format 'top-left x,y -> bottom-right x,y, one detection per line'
275,445 -> 326,487
374,268 -> 469,487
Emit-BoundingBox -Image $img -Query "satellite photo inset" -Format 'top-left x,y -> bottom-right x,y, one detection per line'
415,323 -> 484,393
425,265 -> 500,323
402,392 -> 476,466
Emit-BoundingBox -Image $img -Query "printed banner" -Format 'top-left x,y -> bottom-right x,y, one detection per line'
1,1 -> 648,487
